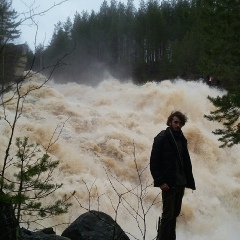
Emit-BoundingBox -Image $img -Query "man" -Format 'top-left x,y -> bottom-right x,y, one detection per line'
150,111 -> 196,240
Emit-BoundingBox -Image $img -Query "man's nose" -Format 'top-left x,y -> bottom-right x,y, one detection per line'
176,123 -> 182,128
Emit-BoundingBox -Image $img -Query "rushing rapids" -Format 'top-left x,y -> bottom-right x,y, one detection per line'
0,73 -> 239,240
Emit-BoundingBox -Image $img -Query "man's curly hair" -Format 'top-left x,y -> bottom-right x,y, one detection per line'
166,111 -> 188,126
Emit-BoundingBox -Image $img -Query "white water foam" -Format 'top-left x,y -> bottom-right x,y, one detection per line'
1,74 -> 239,240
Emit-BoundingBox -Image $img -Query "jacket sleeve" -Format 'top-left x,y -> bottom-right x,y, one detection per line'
150,132 -> 165,187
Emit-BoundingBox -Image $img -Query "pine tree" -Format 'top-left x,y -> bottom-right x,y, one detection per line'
0,0 -> 20,45
204,86 -> 240,147
199,0 -> 240,86
0,137 -> 73,226
0,0 -> 21,90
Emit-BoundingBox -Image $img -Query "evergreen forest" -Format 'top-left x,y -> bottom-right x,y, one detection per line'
28,0 -> 240,87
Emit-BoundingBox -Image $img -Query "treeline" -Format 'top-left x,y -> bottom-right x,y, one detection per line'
29,0 -> 239,86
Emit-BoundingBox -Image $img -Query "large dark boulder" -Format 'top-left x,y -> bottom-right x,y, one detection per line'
61,210 -> 130,240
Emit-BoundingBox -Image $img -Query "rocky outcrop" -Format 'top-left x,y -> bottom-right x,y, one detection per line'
0,43 -> 27,86
21,228 -> 71,240
62,210 -> 130,240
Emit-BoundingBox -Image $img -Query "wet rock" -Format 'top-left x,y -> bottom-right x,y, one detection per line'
61,210 -> 130,240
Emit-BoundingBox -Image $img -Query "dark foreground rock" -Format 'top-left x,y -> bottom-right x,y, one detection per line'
62,210 -> 130,240
0,190 -> 18,240
21,228 -> 71,240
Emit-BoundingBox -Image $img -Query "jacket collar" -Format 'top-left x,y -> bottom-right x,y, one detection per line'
166,127 -> 186,142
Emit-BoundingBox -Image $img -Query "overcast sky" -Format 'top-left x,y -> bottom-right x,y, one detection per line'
12,0 -> 140,51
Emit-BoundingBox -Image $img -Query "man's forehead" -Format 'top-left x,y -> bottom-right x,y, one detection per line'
172,116 -> 181,122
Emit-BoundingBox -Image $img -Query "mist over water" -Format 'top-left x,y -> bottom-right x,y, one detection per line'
1,74 -> 240,240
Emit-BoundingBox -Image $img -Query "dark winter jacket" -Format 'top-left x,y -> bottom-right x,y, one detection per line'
150,127 -> 196,190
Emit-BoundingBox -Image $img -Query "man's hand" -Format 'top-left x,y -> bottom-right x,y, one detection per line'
160,183 -> 169,191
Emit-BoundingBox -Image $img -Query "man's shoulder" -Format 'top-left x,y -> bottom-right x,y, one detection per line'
155,129 -> 167,139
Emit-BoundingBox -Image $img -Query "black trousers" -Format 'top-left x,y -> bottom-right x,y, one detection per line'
157,186 -> 185,240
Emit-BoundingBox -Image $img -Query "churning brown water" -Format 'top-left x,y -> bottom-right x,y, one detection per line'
1,73 -> 239,239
